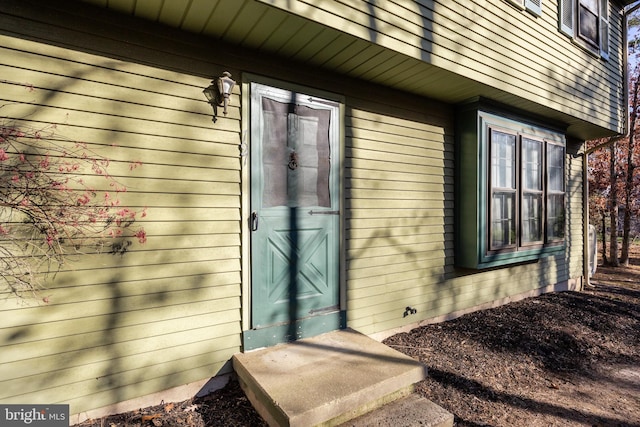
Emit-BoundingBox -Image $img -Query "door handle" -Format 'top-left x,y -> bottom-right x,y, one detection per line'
308,210 -> 339,215
251,211 -> 259,231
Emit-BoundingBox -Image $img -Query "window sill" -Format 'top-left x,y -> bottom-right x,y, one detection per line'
562,32 -> 606,60
476,243 -> 565,269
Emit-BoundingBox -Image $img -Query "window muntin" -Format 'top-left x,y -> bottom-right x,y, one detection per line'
487,124 -> 565,254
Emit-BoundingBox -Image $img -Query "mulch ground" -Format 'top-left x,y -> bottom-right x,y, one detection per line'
74,252 -> 640,427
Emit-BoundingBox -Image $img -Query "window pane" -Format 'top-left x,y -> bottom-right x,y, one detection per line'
261,99 -> 331,208
547,144 -> 564,192
522,193 -> 542,243
547,194 -> 565,240
600,0 -> 609,54
523,138 -> 542,190
491,192 -> 516,248
262,110 -> 289,208
579,4 -> 598,45
546,143 -> 565,241
491,130 -> 516,189
581,0 -> 597,13
288,113 -> 326,207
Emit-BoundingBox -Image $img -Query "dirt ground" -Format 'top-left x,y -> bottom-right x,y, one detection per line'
73,249 -> 640,427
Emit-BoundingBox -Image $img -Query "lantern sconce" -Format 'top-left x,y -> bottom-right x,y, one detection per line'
202,71 -> 236,123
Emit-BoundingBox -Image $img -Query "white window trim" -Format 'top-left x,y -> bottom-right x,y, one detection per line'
507,0 -> 542,16
559,0 -> 610,59
526,0 -> 543,15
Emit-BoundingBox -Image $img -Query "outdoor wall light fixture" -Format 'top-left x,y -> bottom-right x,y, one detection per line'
202,71 -> 236,123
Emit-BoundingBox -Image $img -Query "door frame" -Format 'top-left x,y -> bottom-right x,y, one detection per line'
240,74 -> 346,350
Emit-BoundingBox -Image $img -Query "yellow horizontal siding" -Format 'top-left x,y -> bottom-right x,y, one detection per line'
428,1 -> 620,120
260,0 -> 624,132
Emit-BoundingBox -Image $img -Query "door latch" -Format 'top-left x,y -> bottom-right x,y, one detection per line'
251,211 -> 259,231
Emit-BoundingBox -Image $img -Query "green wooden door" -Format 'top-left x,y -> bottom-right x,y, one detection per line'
248,83 -> 341,346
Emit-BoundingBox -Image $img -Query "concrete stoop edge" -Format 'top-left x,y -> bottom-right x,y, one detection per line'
233,328 -> 454,427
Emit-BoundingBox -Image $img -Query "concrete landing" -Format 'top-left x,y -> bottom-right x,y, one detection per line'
233,328 -> 450,427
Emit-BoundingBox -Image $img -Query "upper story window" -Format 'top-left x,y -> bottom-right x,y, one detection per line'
507,0 -> 542,16
560,0 -> 609,59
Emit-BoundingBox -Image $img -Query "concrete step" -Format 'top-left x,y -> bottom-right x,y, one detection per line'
338,394 -> 454,427
232,328 -> 451,427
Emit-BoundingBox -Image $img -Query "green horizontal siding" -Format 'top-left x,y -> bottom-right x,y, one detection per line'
0,28 -> 242,414
345,97 -> 577,336
345,103 -> 451,333
0,0 -> 589,417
